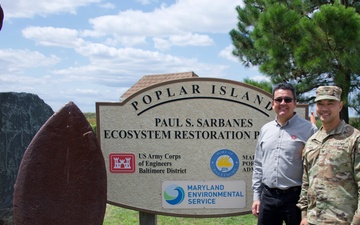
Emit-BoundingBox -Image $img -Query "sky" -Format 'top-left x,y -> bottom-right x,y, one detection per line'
0,0 -> 266,113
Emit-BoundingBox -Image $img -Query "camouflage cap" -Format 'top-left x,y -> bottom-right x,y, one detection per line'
315,86 -> 342,102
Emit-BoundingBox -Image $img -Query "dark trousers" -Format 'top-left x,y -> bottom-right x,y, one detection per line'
257,186 -> 301,225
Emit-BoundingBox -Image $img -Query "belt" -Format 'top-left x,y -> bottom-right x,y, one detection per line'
264,185 -> 301,195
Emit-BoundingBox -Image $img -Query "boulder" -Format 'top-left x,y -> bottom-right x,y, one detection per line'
0,92 -> 53,225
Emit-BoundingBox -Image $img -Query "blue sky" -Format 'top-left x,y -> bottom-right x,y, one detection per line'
0,0 -> 265,112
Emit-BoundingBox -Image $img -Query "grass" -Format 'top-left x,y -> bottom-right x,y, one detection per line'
84,112 -> 96,125
103,204 -> 257,225
84,112 -> 96,132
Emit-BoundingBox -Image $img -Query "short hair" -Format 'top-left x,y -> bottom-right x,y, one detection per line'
272,83 -> 296,100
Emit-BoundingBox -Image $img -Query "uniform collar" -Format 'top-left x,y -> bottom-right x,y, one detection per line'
319,120 -> 346,135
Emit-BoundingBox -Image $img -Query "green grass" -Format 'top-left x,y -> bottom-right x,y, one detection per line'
84,112 -> 96,132
103,204 -> 257,225
84,112 -> 96,125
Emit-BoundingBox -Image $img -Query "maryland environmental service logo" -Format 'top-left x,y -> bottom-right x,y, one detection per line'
210,149 -> 239,178
163,184 -> 185,205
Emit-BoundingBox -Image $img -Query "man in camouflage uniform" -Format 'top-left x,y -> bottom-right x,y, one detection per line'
297,86 -> 360,225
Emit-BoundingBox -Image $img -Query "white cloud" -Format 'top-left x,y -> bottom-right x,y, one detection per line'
17,0 -> 240,50
3,0 -> 101,18
153,33 -> 214,50
103,36 -> 147,47
18,23 -> 229,85
89,0 -> 239,38
219,45 -> 238,63
98,2 -> 115,9
0,0 -> 252,112
0,49 -> 60,74
135,0 -> 159,5
52,44 -> 228,82
251,75 -> 270,82
22,26 -> 84,48
74,88 -> 101,95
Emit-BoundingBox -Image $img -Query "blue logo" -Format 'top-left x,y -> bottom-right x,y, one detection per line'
163,184 -> 185,205
210,149 -> 239,177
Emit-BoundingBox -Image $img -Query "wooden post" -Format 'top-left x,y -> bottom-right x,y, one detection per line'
310,111 -> 316,125
139,212 -> 157,225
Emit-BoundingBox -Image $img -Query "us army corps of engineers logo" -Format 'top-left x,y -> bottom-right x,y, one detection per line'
109,153 -> 136,173
210,149 -> 239,178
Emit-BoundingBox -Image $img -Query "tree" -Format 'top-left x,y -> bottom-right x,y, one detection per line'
243,78 -> 273,94
230,0 -> 360,122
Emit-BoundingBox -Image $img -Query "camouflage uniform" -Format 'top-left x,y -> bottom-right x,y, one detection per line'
297,120 -> 360,224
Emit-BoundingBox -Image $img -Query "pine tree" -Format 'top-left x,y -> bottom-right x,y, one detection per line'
230,0 -> 360,122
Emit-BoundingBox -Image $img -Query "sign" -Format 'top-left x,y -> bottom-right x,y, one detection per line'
162,180 -> 246,209
96,77 -> 309,217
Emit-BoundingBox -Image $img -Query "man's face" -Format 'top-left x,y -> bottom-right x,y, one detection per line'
316,99 -> 343,124
272,89 -> 296,122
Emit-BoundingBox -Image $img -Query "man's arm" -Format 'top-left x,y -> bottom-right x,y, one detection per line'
351,138 -> 360,224
297,151 -> 309,220
252,137 -> 263,202
252,138 -> 263,217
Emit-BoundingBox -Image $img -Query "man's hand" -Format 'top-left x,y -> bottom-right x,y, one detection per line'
300,218 -> 308,225
252,200 -> 260,217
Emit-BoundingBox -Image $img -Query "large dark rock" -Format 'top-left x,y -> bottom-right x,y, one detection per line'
13,102 -> 107,225
0,92 -> 54,225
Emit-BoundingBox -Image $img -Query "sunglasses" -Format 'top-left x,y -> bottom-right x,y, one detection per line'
273,97 -> 293,103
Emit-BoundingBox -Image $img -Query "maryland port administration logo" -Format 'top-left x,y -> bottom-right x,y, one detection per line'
210,149 -> 239,178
